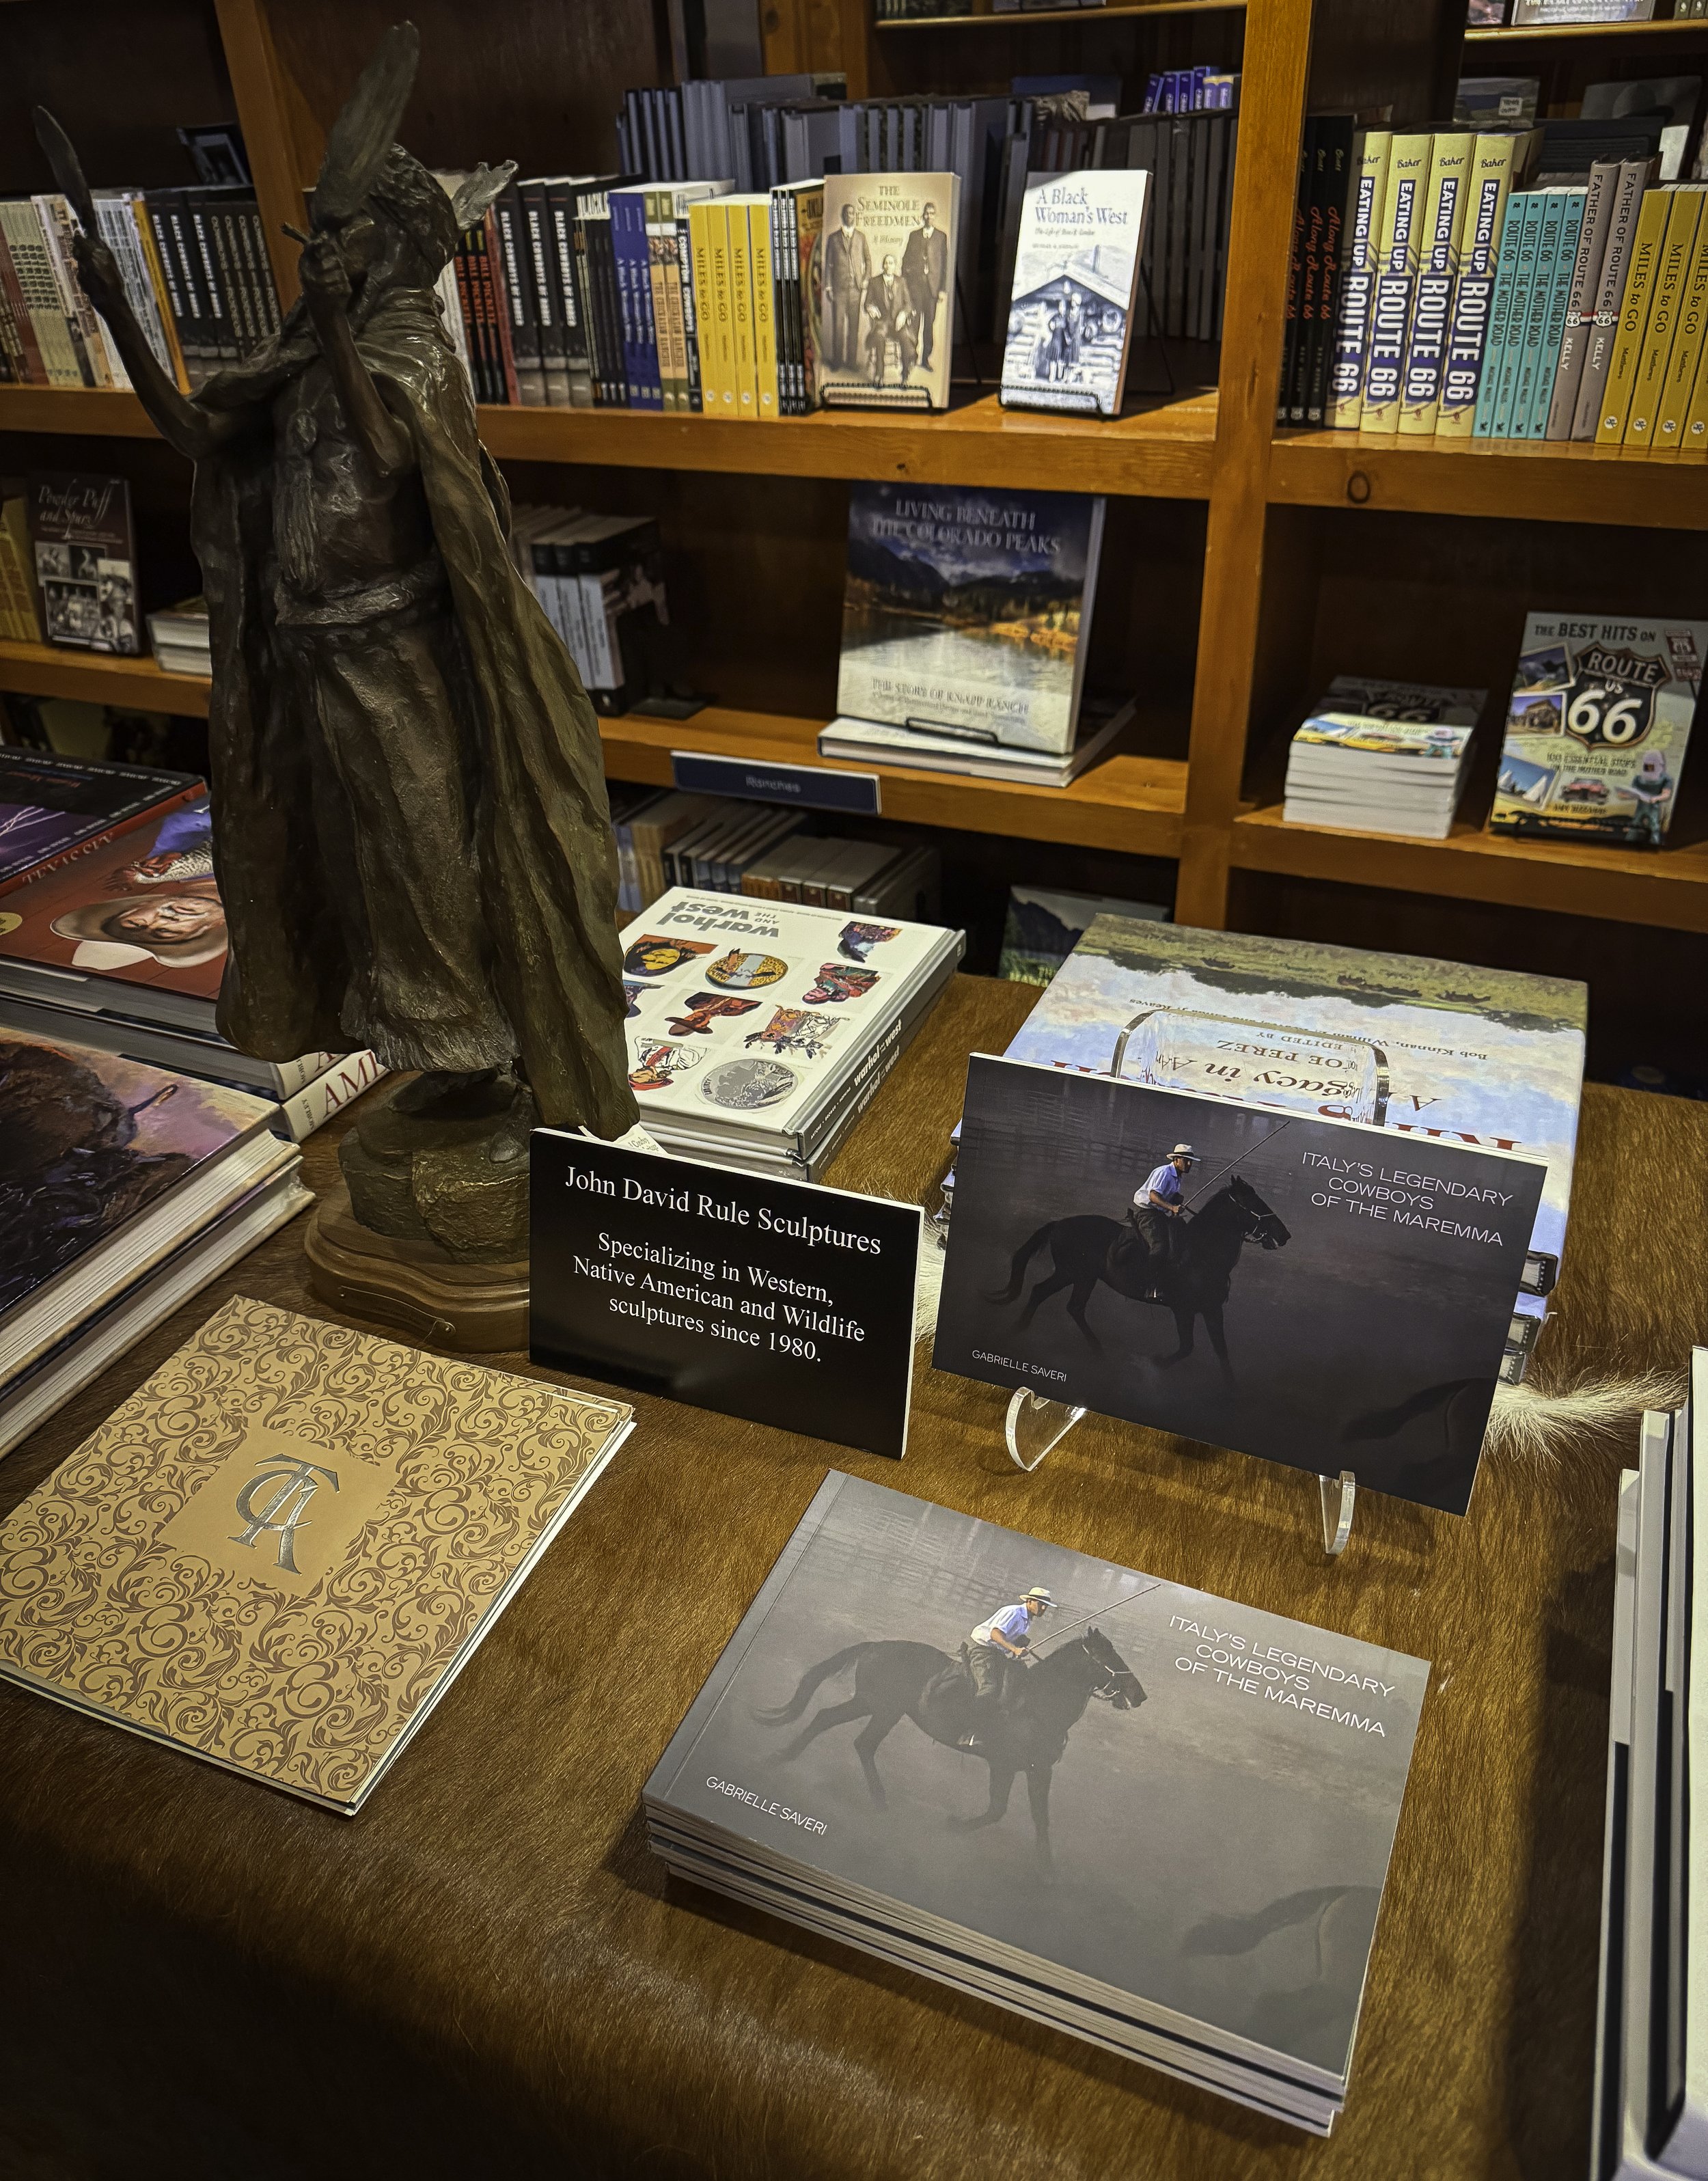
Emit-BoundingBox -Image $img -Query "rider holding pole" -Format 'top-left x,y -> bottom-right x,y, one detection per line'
1129,1142 -> 1195,1260
959,1586 -> 1053,1752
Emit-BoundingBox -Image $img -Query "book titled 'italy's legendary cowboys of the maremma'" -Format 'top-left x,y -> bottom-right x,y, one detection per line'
1002,169 -> 1152,418
835,482 -> 1107,757
646,1471 -> 1430,2134
0,1298 -> 633,1811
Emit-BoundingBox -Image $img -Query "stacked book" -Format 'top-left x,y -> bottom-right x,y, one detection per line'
613,789 -> 941,916
146,596 -> 210,678
820,482 -> 1131,789
1302,110 -> 1708,444
0,182 -> 280,394
0,753 -> 383,1143
1590,1369 -> 1703,2181
508,505 -> 668,713
618,884 -> 961,1178
646,1472 -> 1430,2132
1282,676 -> 1487,838
0,1033 -> 309,1458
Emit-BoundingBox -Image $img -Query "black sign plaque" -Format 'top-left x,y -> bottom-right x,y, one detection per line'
529,1131 -> 922,1459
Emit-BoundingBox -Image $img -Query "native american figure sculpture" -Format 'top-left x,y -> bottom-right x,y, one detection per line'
38,27 -> 636,1279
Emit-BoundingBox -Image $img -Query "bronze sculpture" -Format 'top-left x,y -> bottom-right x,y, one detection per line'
39,26 -> 637,1323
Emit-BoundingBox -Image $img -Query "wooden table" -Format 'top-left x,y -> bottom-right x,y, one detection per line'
2,974 -> 1698,2181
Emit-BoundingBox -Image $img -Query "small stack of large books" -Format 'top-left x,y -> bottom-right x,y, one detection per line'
507,506 -> 668,714
0,761 -> 383,1142
1282,676 -> 1487,838
820,482 -> 1129,790
146,598 -> 210,678
618,885 -> 961,1178
0,1037 -> 307,1457
646,1472 -> 1430,2132
1589,1367 -> 1705,2181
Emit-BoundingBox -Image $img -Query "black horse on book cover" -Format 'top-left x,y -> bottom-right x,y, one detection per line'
989,1175 -> 1291,1378
756,1630 -> 1145,1876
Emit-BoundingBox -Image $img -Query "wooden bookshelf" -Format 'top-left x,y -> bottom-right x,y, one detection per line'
0,640 -> 210,717
2,0 -> 1707,1021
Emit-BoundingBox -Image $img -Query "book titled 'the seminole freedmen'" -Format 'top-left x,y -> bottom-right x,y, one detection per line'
1487,610 -> 1705,849
646,1471 -> 1430,2133
1002,916 -> 1588,1375
0,1300 -> 634,1811
1001,169 -> 1153,418
833,482 -> 1107,758
815,172 -> 961,411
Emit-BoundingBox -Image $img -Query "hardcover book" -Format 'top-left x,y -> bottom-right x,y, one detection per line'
28,472 -> 141,655
1487,610 -> 1705,847
646,1470 -> 1430,2130
816,173 -> 961,411
935,1054 -> 1545,1515
836,482 -> 1106,757
0,1298 -> 635,1811
1000,170 -> 1151,418
0,747 -> 199,896
1002,914 -> 1587,1334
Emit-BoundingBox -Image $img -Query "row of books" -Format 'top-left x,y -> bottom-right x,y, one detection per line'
613,786 -> 942,916
1281,610 -> 1703,850
508,504 -> 669,714
618,886 -> 962,1179
1590,1380 -> 1705,2181
1139,69 -> 1241,115
0,184 -> 279,394
0,744 -> 383,1132
1471,0 -> 1690,21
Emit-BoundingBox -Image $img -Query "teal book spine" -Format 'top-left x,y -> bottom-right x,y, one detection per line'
1474,194 -> 1535,439
1522,190 -> 1584,439
1492,192 -> 1549,437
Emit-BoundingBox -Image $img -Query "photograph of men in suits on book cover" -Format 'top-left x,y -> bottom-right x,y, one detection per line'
933,1056 -> 1545,1515
821,200 -> 871,376
658,1474 -> 1427,2085
818,175 -> 958,411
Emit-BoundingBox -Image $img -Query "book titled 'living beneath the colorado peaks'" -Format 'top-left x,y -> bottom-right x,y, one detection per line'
646,1471 -> 1430,2133
836,482 -> 1106,757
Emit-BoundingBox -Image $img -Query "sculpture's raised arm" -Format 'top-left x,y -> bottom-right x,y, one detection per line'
68,228 -> 256,461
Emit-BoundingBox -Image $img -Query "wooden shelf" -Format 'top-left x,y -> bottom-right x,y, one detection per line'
1230,804 -> 1708,932
1465,14 -> 1708,36
0,387 -> 155,437
1271,429 -> 1708,527
599,706 -> 1187,855
0,640 -> 210,717
876,0 -> 1244,26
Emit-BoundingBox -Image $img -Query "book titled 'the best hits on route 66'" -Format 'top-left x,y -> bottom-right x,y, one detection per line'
646,1470 -> 1430,2135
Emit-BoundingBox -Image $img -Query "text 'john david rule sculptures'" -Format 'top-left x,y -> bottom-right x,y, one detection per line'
38,24 -> 637,1262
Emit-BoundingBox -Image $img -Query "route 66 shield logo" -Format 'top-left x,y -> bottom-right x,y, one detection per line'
624,935 -> 714,978
629,1039 -> 703,1093
706,949 -> 788,990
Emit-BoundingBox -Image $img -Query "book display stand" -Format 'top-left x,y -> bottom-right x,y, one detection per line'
1004,1386 -> 1360,1556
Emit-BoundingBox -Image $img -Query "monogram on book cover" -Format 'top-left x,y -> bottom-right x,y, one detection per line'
0,1297 -> 632,1809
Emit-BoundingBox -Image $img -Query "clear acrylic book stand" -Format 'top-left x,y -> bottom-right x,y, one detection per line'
1003,1390 -> 1359,1557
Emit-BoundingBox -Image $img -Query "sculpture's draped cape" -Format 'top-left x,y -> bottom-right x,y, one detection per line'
189,286 -> 636,1138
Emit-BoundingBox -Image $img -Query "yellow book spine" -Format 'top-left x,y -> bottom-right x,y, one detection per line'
1625,186 -> 1703,445
645,195 -> 679,413
728,198 -> 758,419
1597,187 -> 1674,443
130,198 -> 190,394
747,200 -> 778,421
687,203 -> 716,417
1436,135 -> 1519,443
1654,204 -> 1708,452
704,201 -> 737,417
1362,132 -> 1433,435
1399,132 -> 1472,437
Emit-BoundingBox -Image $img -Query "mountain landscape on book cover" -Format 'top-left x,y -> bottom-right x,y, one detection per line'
1004,916 -> 1586,1306
838,484 -> 1105,755
0,797 -> 223,998
934,1056 -> 1544,1515
0,1029 -> 269,1323
28,473 -> 141,655
647,1472 -> 1429,2107
1002,170 -> 1150,417
0,749 -> 197,892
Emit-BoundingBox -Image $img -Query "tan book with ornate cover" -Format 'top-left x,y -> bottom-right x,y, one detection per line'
0,1298 -> 633,1813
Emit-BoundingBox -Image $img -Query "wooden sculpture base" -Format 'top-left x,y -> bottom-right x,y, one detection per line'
304,1181 -> 527,1352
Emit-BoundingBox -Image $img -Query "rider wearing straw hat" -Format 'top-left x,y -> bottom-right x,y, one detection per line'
959,1585 -> 1054,1752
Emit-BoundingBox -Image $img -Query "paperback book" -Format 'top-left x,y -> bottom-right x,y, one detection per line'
1283,676 -> 1487,840
1000,169 -> 1152,417
816,173 -> 961,411
28,473 -> 141,655
647,1470 -> 1430,2130
1487,610 -> 1704,847
836,482 -> 1107,758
